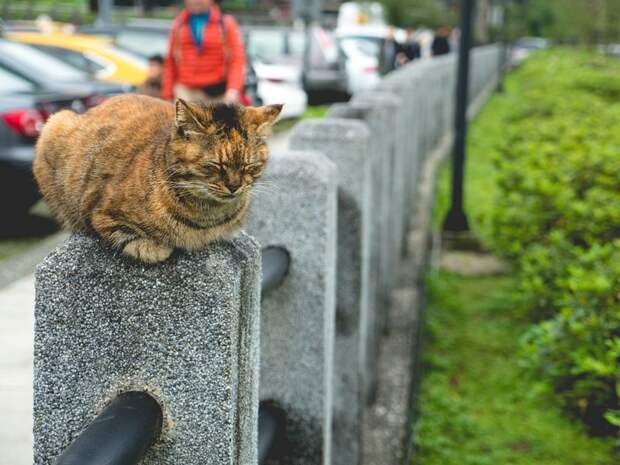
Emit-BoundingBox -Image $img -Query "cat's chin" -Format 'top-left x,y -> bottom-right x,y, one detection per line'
206,192 -> 242,204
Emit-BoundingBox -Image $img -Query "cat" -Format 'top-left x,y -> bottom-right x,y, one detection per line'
33,94 -> 282,263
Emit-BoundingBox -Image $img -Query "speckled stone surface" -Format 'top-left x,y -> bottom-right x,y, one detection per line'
326,100 -> 391,404
246,150 -> 338,465
348,91 -> 402,336
290,120 -> 371,465
375,75 -> 414,267
33,233 -> 261,465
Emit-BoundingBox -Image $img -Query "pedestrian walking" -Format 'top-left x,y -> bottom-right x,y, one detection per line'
382,26 -> 401,73
161,0 -> 246,103
402,27 -> 421,62
138,54 -> 164,98
431,26 -> 452,56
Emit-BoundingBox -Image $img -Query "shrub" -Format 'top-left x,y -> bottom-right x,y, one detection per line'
489,49 -> 620,434
521,238 -> 620,434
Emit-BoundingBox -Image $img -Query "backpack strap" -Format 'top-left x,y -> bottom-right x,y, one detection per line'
172,17 -> 183,64
220,13 -> 230,67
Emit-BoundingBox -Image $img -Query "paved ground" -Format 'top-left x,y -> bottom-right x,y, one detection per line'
0,228 -> 69,465
362,133 -> 452,465
0,274 -> 35,465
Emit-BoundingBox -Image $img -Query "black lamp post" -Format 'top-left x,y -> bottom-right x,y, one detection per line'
442,0 -> 475,232
497,0 -> 510,92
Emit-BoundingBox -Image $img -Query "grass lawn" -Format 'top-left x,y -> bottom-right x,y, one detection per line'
413,64 -> 618,464
413,272 -> 617,465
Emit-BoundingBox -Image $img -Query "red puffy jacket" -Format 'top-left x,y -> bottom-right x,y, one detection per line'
161,6 -> 246,100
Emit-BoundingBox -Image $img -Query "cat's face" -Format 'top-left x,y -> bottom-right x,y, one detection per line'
169,99 -> 282,203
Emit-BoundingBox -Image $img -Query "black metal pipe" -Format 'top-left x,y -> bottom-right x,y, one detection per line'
261,246 -> 291,296
258,403 -> 284,464
443,0 -> 475,232
54,391 -> 162,465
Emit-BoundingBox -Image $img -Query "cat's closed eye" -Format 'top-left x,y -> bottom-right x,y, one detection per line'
204,162 -> 223,175
244,164 -> 263,177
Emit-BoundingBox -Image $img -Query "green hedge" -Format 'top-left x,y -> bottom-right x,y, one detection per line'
489,49 -> 620,435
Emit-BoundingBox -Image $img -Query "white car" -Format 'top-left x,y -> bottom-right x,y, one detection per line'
336,26 -> 384,95
244,27 -> 307,119
253,61 -> 307,120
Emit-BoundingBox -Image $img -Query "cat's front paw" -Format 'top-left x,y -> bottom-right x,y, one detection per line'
123,239 -> 173,264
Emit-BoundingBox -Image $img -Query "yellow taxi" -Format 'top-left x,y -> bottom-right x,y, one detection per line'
8,31 -> 148,85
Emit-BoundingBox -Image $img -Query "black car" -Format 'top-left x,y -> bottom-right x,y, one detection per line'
0,40 -> 128,220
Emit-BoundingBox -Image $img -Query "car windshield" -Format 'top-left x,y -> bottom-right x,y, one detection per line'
247,30 -> 285,62
115,31 -> 169,57
0,40 -> 88,82
31,44 -> 107,75
0,66 -> 35,94
103,44 -> 148,67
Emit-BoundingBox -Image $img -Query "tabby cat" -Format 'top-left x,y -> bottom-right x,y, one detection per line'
33,94 -> 282,263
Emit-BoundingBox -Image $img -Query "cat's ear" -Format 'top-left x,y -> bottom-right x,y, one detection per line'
246,104 -> 283,135
175,99 -> 205,133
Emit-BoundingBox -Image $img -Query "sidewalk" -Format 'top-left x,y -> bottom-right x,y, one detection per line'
0,274 -> 35,465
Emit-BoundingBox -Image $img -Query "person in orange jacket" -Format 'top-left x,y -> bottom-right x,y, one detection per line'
162,0 -> 246,103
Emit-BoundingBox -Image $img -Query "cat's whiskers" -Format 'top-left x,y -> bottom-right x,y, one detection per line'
252,179 -> 281,194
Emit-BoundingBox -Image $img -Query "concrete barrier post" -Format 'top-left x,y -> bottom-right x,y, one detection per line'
246,151 -> 338,465
290,120 -> 371,465
376,75 -> 411,258
350,92 -> 401,297
34,234 -> 261,465
327,94 -> 398,354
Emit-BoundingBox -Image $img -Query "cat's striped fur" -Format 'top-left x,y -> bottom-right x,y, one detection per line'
34,94 -> 281,263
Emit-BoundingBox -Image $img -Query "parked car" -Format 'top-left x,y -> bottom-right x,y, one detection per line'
80,20 -> 171,58
303,26 -> 349,96
7,30 -> 148,85
335,26 -> 383,95
243,26 -> 307,118
0,67 -> 114,219
244,24 -> 350,99
0,38 -> 127,219
0,39 -> 130,97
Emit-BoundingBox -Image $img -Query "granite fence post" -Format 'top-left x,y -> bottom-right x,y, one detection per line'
34,233 -> 261,465
380,65 -> 443,237
289,119 -> 371,465
245,150 -> 338,465
349,92 -> 402,319
326,96 -> 395,387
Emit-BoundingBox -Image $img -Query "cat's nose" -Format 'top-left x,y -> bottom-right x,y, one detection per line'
225,180 -> 241,193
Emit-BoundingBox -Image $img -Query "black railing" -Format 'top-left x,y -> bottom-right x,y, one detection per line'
261,246 -> 291,296
53,391 -> 162,465
258,403 -> 285,463
54,246 -> 290,465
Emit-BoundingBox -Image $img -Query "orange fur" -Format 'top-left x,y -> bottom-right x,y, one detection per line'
33,94 -> 281,263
